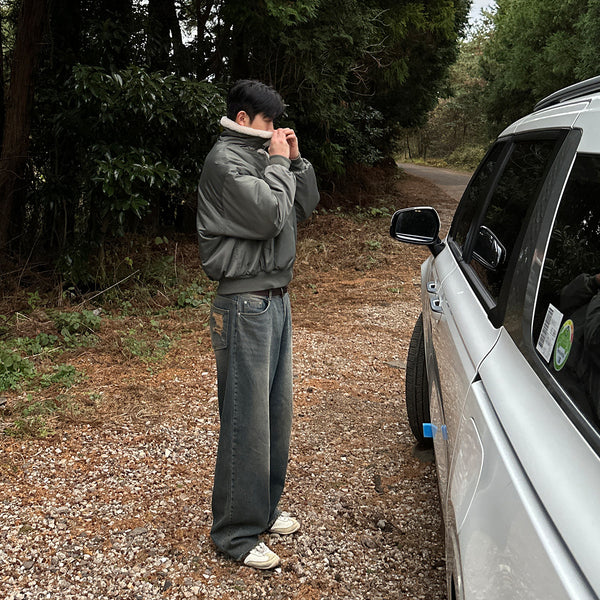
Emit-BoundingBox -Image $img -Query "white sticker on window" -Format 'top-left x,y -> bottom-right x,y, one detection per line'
536,303 -> 563,362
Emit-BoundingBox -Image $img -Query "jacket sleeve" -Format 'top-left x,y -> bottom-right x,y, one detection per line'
560,273 -> 598,315
210,156 -> 297,241
291,157 -> 320,223
585,293 -> 600,351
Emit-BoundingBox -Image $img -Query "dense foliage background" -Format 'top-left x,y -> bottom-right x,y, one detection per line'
0,0 -> 470,287
4,0 -> 600,289
403,0 -> 600,168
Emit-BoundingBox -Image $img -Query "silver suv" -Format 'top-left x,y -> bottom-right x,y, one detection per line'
391,76 -> 600,600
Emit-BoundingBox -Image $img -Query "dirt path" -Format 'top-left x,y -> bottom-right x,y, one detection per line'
397,162 -> 472,201
0,171 -> 458,599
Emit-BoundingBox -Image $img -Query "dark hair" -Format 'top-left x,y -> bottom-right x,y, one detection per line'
226,80 -> 285,122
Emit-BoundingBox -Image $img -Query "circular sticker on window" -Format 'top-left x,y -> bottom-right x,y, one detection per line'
553,319 -> 574,371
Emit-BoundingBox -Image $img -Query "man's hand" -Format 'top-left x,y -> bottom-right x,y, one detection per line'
281,128 -> 300,160
269,129 -> 290,159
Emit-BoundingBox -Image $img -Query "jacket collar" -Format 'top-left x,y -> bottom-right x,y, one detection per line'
220,116 -> 273,140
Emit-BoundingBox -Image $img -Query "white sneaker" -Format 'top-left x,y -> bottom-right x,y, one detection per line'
269,512 -> 300,535
243,542 -> 281,569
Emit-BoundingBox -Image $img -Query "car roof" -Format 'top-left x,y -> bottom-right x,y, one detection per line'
533,75 -> 600,112
498,75 -> 600,146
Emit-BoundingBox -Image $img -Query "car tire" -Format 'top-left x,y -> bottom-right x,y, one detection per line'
406,313 -> 432,445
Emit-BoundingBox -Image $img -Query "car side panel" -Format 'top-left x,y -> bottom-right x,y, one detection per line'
572,97 -> 600,152
421,245 -> 501,507
454,379 -> 596,600
478,329 -> 600,595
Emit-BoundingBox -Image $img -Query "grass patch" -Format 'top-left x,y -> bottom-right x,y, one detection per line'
39,364 -> 84,389
1,391 -> 97,439
120,320 -> 174,364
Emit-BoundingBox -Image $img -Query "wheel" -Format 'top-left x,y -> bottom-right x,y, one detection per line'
405,313 -> 432,445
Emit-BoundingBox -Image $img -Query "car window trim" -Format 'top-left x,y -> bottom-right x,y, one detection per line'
450,130 -> 570,327
448,140 -> 510,254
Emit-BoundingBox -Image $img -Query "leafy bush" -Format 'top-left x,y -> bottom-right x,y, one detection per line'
177,282 -> 214,309
50,310 -> 102,347
31,66 -> 225,286
13,333 -> 60,356
0,347 -> 36,392
447,145 -> 487,170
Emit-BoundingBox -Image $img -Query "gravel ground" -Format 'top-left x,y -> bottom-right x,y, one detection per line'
0,171 -> 457,599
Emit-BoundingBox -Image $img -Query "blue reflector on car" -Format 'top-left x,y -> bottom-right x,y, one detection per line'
423,423 -> 437,438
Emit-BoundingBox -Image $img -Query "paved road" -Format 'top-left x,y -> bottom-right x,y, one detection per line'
397,162 -> 473,201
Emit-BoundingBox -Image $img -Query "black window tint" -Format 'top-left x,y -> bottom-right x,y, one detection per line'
533,154 -> 600,426
468,138 -> 559,301
450,141 -> 506,250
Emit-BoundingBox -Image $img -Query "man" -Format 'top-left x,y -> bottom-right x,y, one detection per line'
559,272 -> 600,417
196,80 -> 319,569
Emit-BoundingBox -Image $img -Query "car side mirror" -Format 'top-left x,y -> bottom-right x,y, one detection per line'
472,225 -> 506,271
390,207 -> 445,256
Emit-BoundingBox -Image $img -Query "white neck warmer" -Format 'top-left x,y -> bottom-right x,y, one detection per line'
220,116 -> 273,139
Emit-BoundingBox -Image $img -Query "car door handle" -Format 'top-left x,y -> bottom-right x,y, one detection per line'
427,281 -> 438,294
430,296 -> 443,314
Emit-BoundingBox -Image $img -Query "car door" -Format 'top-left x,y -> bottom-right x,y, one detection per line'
446,130 -> 600,600
426,132 -> 568,523
452,148 -> 600,599
422,142 -> 507,502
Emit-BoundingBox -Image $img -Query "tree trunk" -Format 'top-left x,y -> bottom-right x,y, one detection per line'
0,0 -> 47,249
167,1 -> 188,74
0,12 -> 5,144
148,0 -> 171,71
195,0 -> 214,78
147,0 -> 189,74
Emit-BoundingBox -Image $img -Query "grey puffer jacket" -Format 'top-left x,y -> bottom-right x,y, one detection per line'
196,119 -> 319,294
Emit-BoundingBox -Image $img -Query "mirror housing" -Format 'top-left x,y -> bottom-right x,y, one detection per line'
390,207 -> 445,256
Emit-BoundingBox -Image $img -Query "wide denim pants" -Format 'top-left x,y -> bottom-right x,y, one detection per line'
208,291 -> 293,560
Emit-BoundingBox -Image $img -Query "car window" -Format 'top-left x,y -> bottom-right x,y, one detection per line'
533,154 -> 600,428
449,141 -> 507,251
466,138 -> 561,303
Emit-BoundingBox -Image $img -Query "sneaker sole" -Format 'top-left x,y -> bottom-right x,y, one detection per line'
244,555 -> 281,569
269,521 -> 300,535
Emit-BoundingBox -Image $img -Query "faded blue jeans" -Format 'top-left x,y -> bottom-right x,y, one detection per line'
208,291 -> 293,560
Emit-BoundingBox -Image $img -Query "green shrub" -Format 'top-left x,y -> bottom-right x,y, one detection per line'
447,145 -> 486,170
13,333 -> 60,355
50,310 -> 101,346
0,347 -> 36,391
40,365 -> 84,389
177,282 -> 213,309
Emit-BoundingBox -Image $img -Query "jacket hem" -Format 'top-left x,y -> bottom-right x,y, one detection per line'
217,274 -> 292,295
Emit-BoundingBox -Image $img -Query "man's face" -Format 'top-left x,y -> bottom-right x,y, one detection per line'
247,113 -> 275,132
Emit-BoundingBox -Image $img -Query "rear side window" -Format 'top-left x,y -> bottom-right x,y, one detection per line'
450,141 -> 507,251
467,138 -> 560,302
533,154 -> 600,428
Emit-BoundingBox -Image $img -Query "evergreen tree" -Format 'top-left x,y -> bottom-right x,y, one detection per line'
480,0 -> 600,134
0,0 -> 470,282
